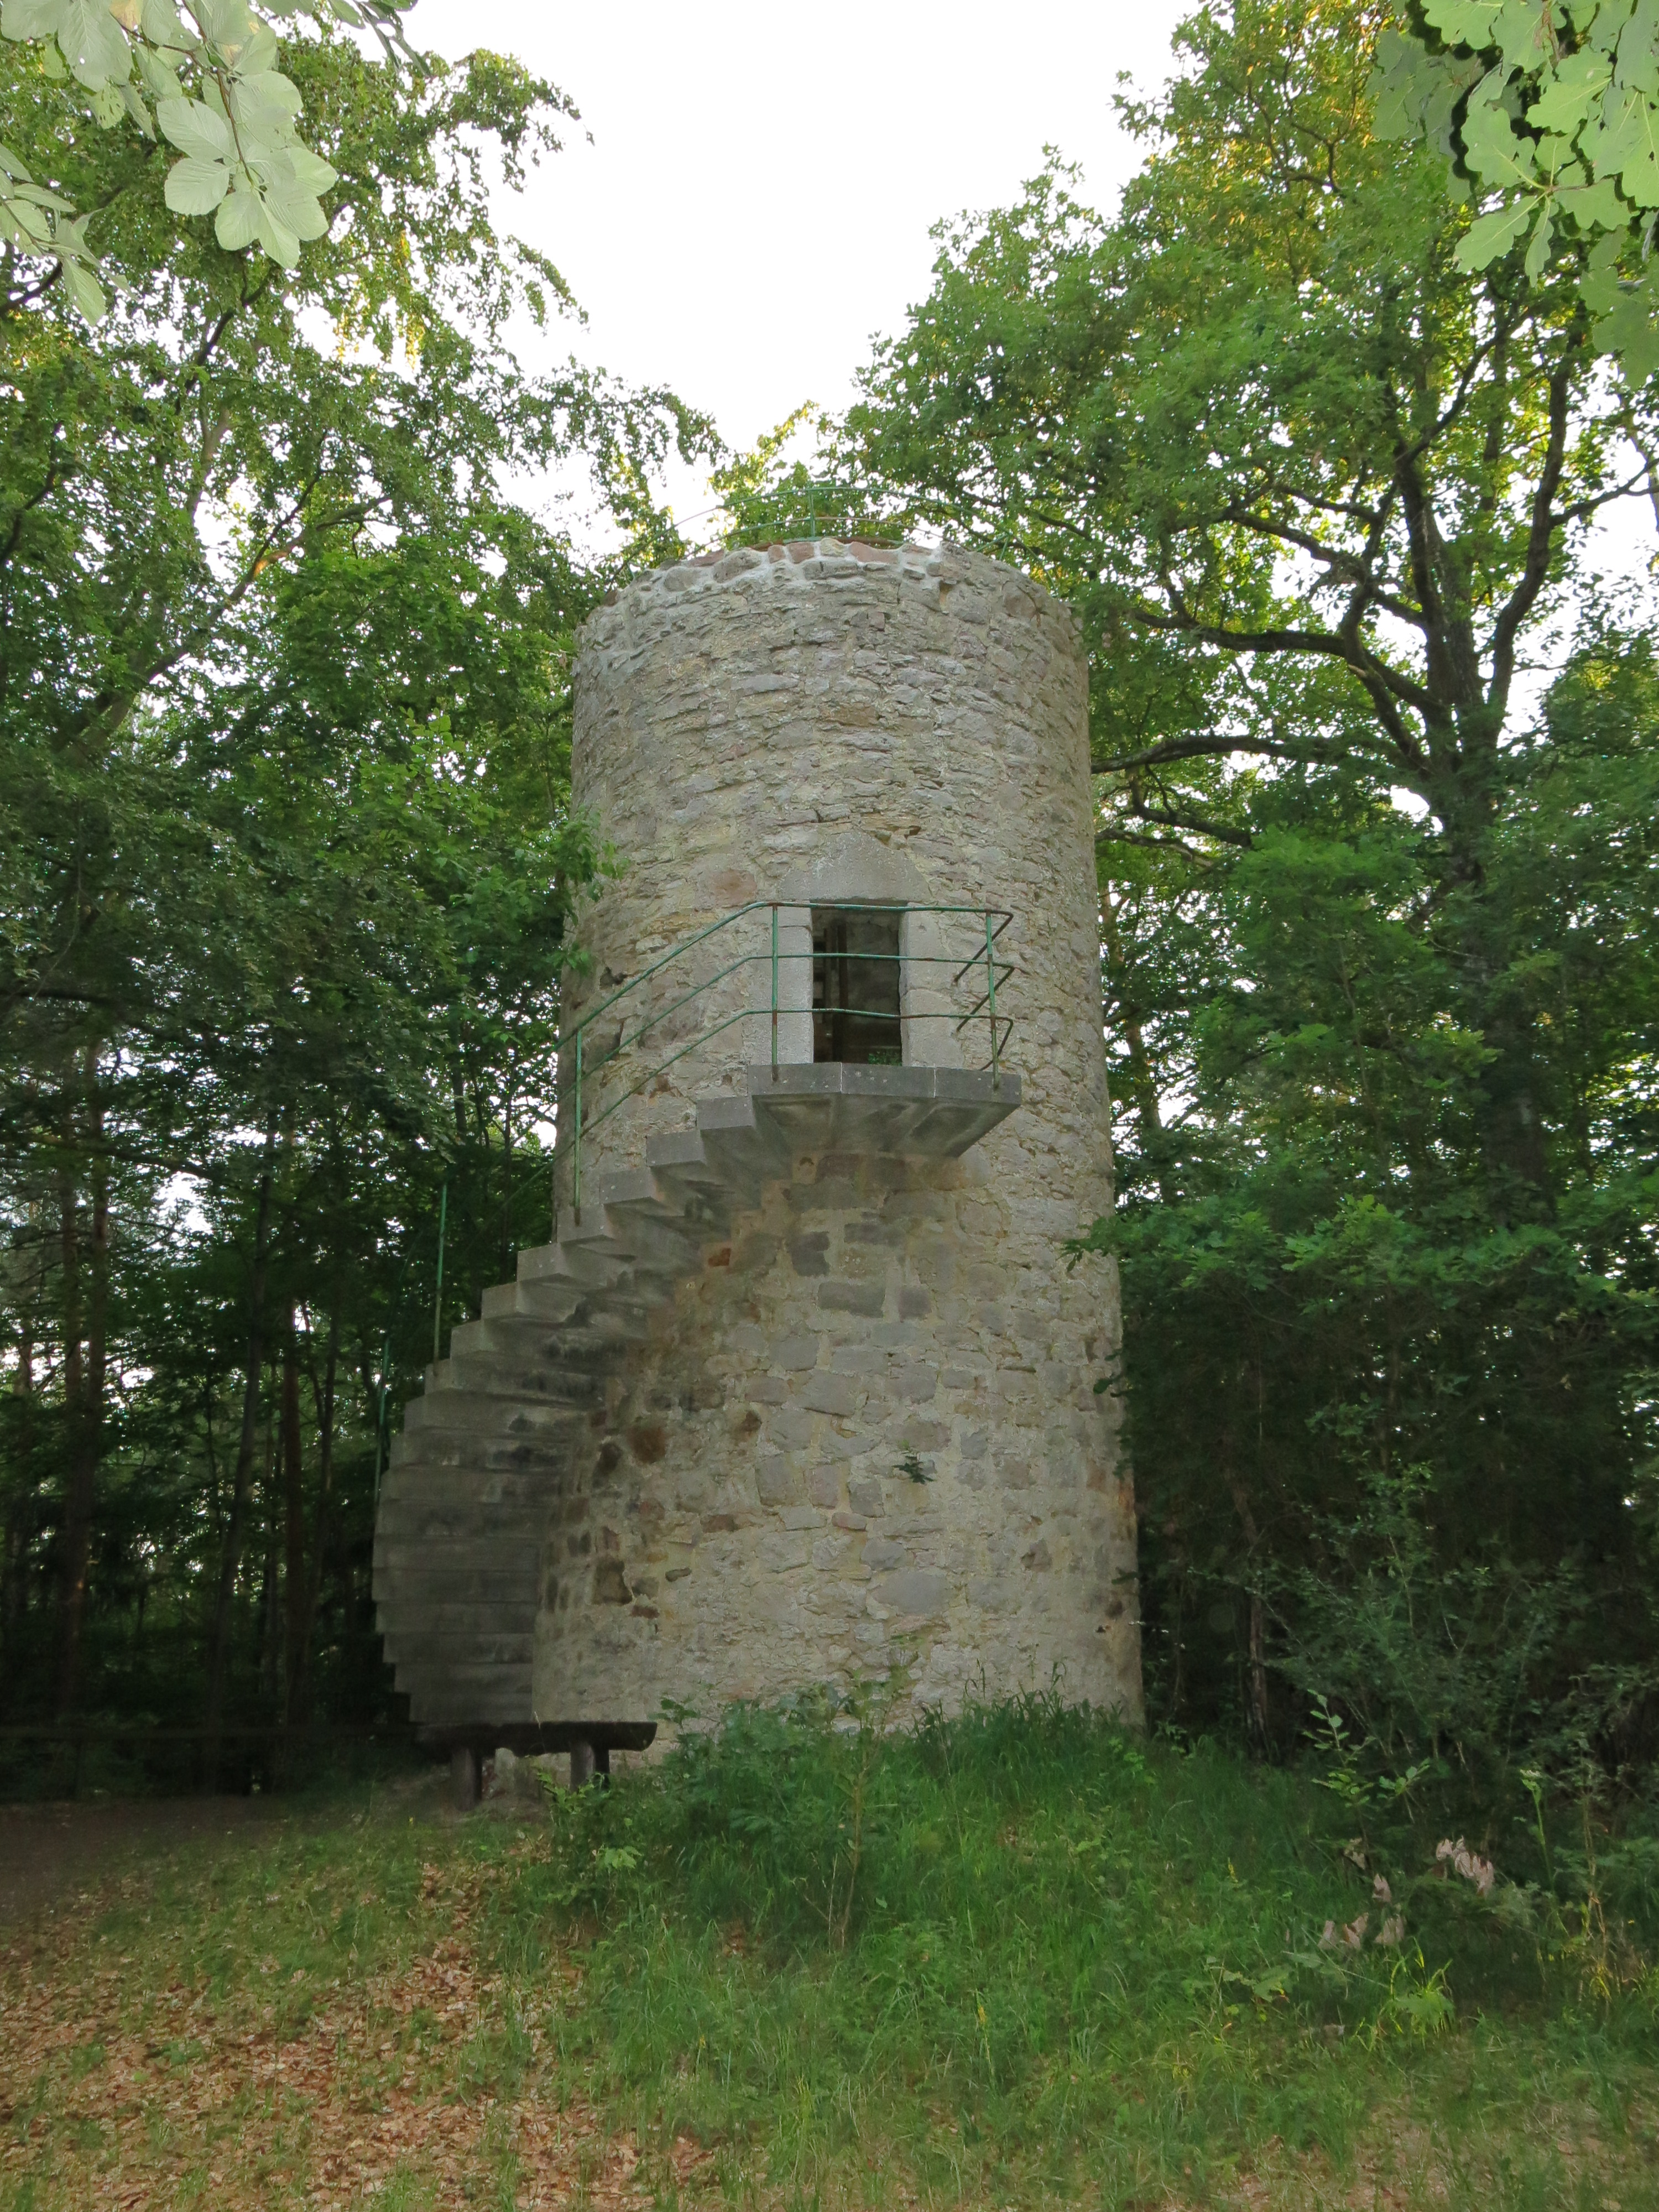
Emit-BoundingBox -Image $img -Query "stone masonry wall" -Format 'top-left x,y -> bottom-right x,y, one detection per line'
534,540 -> 1141,1723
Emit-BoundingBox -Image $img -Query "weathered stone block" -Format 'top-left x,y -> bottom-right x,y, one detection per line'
863,1536 -> 908,1572
755,1456 -> 799,1505
805,1465 -> 841,1506
876,1568 -> 951,1618
819,1281 -> 885,1317
800,1373 -> 859,1416
788,1233 -> 830,1276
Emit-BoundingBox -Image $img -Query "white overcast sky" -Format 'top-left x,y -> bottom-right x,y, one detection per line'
409,0 -> 1196,533
405,1 -> 1652,596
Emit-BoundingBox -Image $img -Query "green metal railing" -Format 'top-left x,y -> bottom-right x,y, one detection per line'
559,900 -> 1014,1220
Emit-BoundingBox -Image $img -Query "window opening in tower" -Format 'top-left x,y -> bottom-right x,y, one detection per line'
811,905 -> 904,1065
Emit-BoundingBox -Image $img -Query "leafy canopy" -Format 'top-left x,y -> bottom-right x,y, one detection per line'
0,0 -> 428,316
1374,0 -> 1659,380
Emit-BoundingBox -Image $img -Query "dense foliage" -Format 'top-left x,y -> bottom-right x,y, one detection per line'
0,15 -> 700,1777
1375,0 -> 1659,382
838,0 -> 1659,1801
0,0 -> 421,317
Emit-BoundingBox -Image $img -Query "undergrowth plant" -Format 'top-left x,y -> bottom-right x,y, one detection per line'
484,1690 -> 1659,2197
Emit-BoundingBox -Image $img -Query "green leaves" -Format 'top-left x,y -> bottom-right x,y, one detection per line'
1421,0 -> 1510,44
0,133 -> 105,315
1461,76 -> 1540,185
1425,0 -> 1555,70
1379,0 -> 1659,379
0,0 -> 399,319
156,90 -> 227,156
161,152 -> 226,212
152,77 -> 332,257
57,0 -> 133,84
1583,79 -> 1659,200
1589,255 -> 1659,372
1457,197 -> 1532,267
1527,46 -> 1614,132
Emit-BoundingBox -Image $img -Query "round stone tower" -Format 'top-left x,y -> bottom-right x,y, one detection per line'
531,537 -> 1141,1726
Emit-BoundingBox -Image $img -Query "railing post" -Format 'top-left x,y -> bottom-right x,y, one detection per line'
770,904 -> 779,1080
572,1029 -> 583,1224
985,912 -> 1000,1093
432,1180 -> 448,1365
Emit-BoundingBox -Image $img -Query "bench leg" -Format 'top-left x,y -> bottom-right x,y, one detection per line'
451,1744 -> 479,1811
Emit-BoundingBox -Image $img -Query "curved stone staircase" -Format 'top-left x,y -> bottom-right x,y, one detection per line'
372,1064 -> 1020,1745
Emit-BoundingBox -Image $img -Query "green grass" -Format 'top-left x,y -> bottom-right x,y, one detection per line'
3,1695 -> 1658,2209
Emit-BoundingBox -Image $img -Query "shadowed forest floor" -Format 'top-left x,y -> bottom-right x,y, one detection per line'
0,1797 -> 294,1931
2,1717 -> 1657,2211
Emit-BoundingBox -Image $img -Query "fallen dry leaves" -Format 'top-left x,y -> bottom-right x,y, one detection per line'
0,1847 -> 716,2210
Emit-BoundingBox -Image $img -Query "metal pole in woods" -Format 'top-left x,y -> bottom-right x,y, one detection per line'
771,903 -> 780,1079
432,1181 -> 448,1365
372,1332 -> 390,1508
985,911 -> 1000,1092
572,1030 -> 583,1224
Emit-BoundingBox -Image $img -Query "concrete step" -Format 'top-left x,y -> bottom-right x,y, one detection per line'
377,1567 -> 539,1610
643,1129 -> 736,1218
484,1274 -> 587,1324
389,1666 -> 534,1727
376,1527 -> 545,1571
447,1312 -> 607,1365
581,1164 -> 700,1238
383,1626 -> 534,1667
401,1390 -> 591,1441
376,1473 -> 552,1517
376,1571 -> 542,1612
561,1195 -> 706,1276
437,1352 -> 603,1405
376,1495 -> 551,1541
518,1238 -> 625,1292
748,1061 -> 1021,1158
693,1093 -> 791,1198
379,1457 -> 559,1501
389,1610 -> 546,1646
375,1470 -> 553,1516
387,1430 -> 575,1474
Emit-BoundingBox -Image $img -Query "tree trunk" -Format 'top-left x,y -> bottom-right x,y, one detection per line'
1,1305 -> 34,1669
203,1131 -> 276,1780
1100,881 -> 1175,1204
1434,778 -> 1555,1213
281,1317 -> 306,1724
54,1058 -> 106,1719
258,1403 -> 280,1708
1226,1469 -> 1272,1755
295,1304 -> 340,1725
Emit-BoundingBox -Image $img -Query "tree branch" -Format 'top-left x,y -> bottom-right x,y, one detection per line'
1488,335 -> 1578,719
